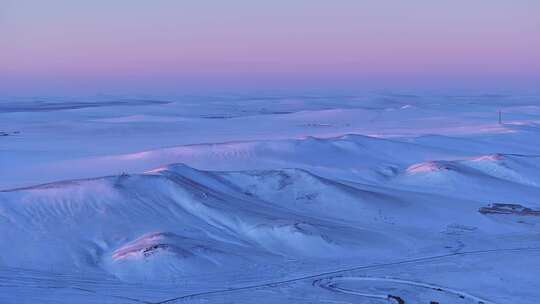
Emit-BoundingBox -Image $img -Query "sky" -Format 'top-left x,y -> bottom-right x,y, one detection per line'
1,0 -> 539,95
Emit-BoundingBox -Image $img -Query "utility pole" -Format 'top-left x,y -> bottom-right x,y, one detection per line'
498,110 -> 502,124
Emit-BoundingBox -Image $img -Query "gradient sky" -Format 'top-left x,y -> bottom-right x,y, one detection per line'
1,0 -> 539,95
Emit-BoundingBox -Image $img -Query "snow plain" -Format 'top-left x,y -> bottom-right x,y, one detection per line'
0,92 -> 539,303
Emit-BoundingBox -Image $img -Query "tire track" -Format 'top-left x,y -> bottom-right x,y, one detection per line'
154,246 -> 540,303
315,276 -> 495,304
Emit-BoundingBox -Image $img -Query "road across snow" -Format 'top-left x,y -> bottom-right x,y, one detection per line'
145,247 -> 540,303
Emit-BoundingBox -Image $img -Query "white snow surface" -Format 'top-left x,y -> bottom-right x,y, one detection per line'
1,92 -> 539,303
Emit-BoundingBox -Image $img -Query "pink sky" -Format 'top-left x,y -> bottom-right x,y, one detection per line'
1,0 -> 539,94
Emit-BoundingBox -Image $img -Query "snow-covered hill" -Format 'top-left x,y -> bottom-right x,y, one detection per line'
1,93 -> 540,303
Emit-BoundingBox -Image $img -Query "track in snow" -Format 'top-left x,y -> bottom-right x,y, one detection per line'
155,246 -> 540,303
4,246 -> 534,303
315,276 -> 496,304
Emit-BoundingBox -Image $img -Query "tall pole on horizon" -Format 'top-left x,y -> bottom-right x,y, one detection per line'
498,110 -> 502,124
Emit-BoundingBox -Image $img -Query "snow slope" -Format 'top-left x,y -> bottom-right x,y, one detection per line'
1,92 -> 540,303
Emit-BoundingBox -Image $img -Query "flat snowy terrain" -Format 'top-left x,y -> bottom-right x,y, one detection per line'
1,92 -> 539,303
